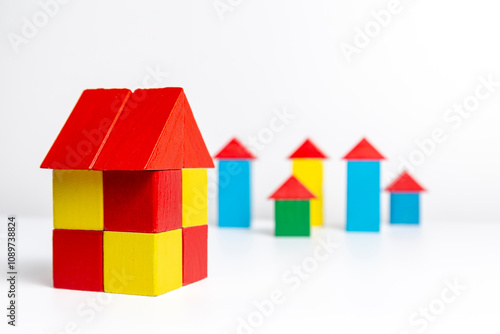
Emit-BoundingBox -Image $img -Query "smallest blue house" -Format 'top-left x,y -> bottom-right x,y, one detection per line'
215,138 -> 256,228
386,171 -> 426,225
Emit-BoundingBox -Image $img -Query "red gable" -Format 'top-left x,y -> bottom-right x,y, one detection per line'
214,138 -> 255,160
289,139 -> 327,159
269,176 -> 317,200
343,138 -> 385,161
41,88 -> 214,170
386,172 -> 425,193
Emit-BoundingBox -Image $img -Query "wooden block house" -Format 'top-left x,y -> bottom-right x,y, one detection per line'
289,139 -> 328,226
214,138 -> 256,228
343,138 -> 385,232
41,87 -> 214,296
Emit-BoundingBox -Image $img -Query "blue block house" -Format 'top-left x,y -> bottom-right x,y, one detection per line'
343,138 -> 386,232
386,171 -> 426,224
215,138 -> 256,228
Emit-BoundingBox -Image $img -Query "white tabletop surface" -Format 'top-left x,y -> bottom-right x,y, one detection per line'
1,218 -> 499,334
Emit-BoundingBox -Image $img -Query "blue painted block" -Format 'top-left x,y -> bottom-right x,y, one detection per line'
390,193 -> 420,224
218,160 -> 251,228
346,161 -> 381,232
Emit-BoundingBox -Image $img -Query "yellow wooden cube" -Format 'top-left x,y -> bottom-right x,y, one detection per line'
103,230 -> 182,296
53,170 -> 103,230
182,169 -> 208,227
292,159 -> 323,226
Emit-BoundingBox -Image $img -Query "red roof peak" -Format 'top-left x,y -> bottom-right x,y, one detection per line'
343,138 -> 385,161
289,139 -> 328,159
269,176 -> 317,200
41,87 -> 214,171
386,171 -> 426,192
214,138 -> 256,160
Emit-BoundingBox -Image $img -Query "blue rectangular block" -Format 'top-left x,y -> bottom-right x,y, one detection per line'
218,160 -> 251,228
390,193 -> 420,224
346,161 -> 381,232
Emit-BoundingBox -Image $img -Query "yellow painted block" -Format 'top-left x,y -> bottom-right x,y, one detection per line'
53,170 -> 103,230
103,230 -> 182,296
182,169 -> 208,227
292,159 -> 324,226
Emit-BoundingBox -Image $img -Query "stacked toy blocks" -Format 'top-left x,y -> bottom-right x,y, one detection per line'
343,138 -> 386,232
215,138 -> 255,228
289,139 -> 328,226
269,176 -> 316,237
386,171 -> 426,225
41,87 -> 214,296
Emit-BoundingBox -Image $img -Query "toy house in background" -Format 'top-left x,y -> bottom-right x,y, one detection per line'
41,87 -> 214,296
215,138 -> 255,228
289,139 -> 327,226
386,171 -> 426,225
269,176 -> 316,237
343,138 -> 385,232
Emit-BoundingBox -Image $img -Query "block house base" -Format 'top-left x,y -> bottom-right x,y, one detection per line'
52,169 -> 208,296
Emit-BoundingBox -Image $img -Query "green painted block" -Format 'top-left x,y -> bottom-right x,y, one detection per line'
275,200 -> 310,237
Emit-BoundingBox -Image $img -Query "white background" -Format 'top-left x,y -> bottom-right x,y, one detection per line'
1,0 -> 499,224
1,0 -> 499,333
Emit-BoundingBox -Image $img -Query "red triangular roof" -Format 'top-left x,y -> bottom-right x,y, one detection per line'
269,176 -> 317,200
386,171 -> 426,193
343,138 -> 385,161
41,88 -> 214,170
214,138 -> 256,160
289,139 -> 328,159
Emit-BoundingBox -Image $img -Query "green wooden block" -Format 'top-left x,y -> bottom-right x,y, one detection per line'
275,200 -> 310,237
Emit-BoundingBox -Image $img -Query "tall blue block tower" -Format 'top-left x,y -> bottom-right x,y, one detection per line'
343,138 -> 385,232
215,138 -> 256,228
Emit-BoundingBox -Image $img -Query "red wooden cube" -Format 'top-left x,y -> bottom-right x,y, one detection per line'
53,229 -> 103,291
103,170 -> 182,233
182,224 -> 208,285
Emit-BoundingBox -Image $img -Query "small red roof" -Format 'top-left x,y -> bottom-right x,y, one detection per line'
343,138 -> 385,161
386,172 -> 426,193
41,87 -> 214,170
289,139 -> 328,159
214,138 -> 256,160
269,176 -> 317,200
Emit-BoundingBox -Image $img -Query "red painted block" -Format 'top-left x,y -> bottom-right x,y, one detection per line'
183,99 -> 215,168
53,229 -> 103,292
182,225 -> 208,285
93,88 -> 186,170
214,138 -> 256,160
343,138 -> 385,161
103,170 -> 182,233
288,138 -> 328,159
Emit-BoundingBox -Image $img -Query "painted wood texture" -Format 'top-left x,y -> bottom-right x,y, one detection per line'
103,170 -> 182,233
40,89 -> 131,170
93,88 -> 185,170
275,200 -> 310,237
346,161 -> 381,232
390,193 -> 420,224
182,224 -> 208,285
218,160 -> 251,228
182,169 -> 208,227
292,159 -> 323,226
53,229 -> 103,292
53,170 -> 103,230
42,87 -> 214,171
182,103 -> 215,168
103,230 -> 182,296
